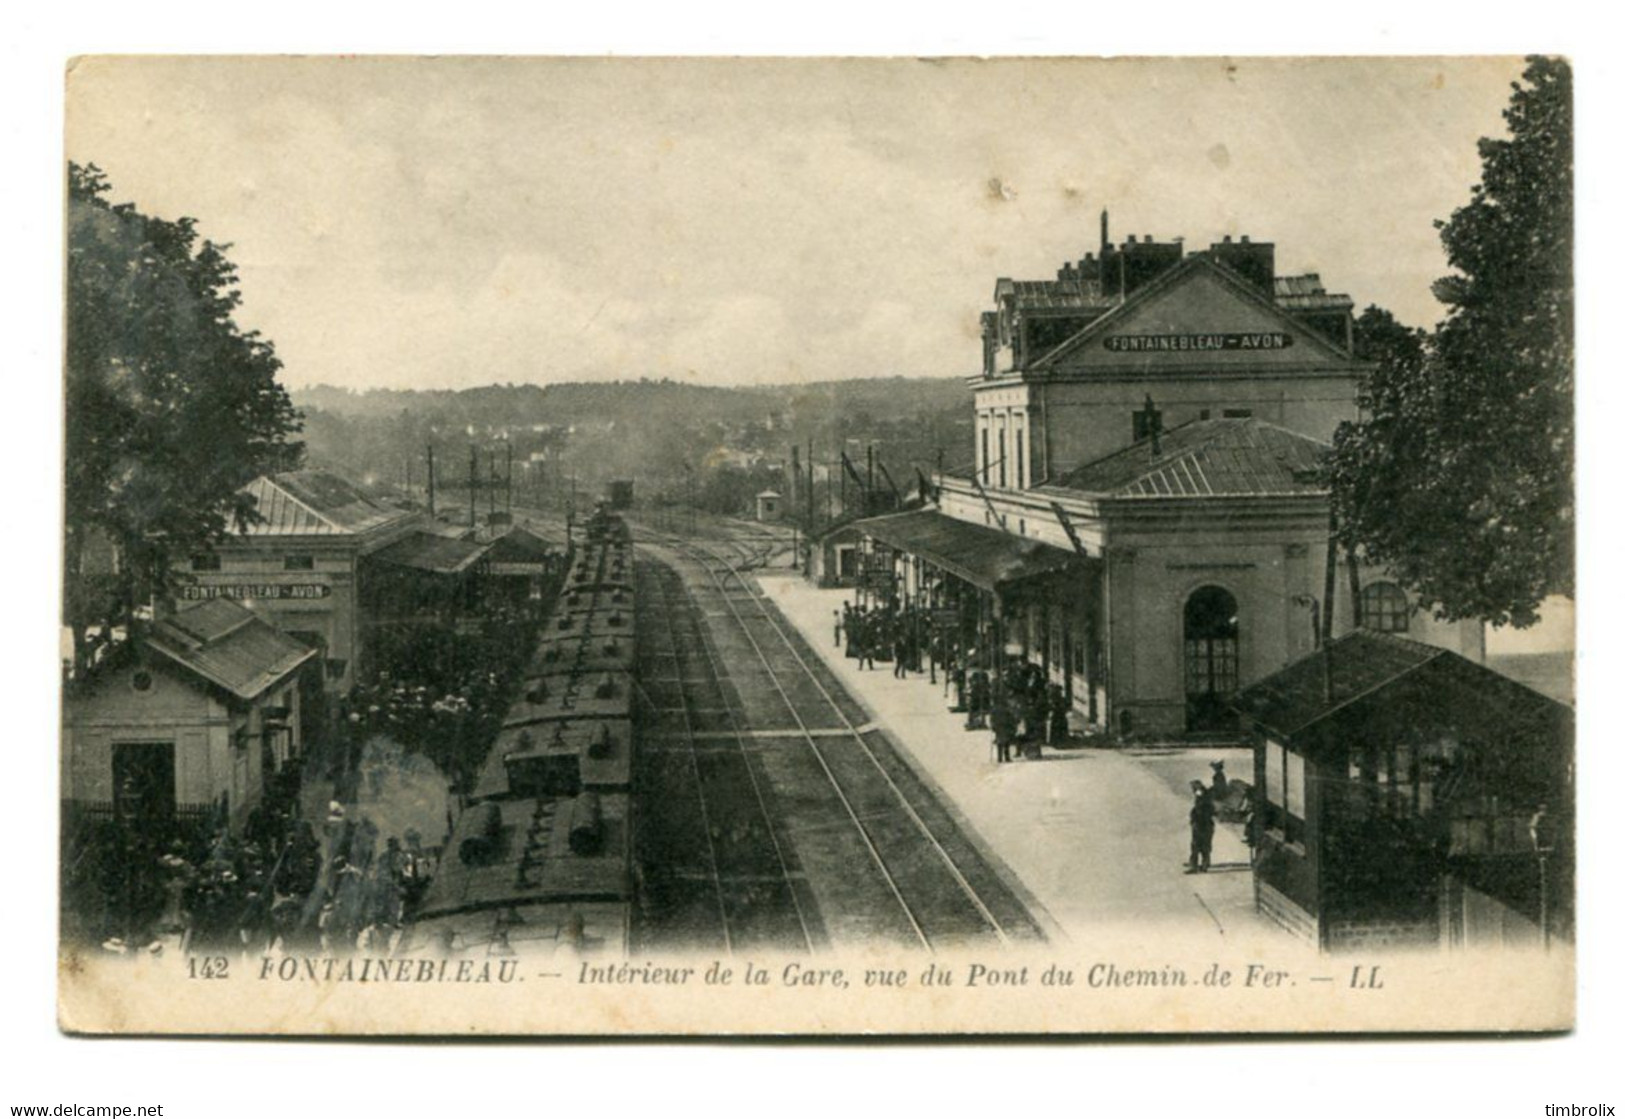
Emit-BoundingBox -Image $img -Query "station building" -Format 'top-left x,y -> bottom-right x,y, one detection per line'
172,471 -> 421,696
847,218 -> 1484,739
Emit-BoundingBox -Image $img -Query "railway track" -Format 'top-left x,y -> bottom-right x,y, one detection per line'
641,530 -> 1044,953
632,561 -> 821,954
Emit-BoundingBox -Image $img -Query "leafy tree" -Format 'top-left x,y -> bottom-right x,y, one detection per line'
65,163 -> 304,671
1326,57 -> 1572,628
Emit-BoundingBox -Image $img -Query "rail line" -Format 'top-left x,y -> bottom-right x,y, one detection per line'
638,561 -> 817,954
646,529 -> 1025,952
643,562 -> 734,955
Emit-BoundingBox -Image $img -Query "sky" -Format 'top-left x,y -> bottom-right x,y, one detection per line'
65,56 -> 1529,391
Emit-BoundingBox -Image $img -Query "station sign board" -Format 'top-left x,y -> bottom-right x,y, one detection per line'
178,583 -> 332,601
1103,331 -> 1292,353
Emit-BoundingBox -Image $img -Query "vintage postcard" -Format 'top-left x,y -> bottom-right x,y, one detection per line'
58,55 -> 1575,1036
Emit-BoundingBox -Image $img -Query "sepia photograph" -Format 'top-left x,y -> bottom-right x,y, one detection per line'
53,52 -> 1576,1038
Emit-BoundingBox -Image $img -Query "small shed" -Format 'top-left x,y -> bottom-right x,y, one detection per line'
755,489 -> 783,522
807,516 -> 868,588
1233,631 -> 1573,953
62,600 -> 318,840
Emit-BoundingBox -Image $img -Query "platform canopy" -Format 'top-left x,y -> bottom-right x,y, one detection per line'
370,531 -> 490,575
850,508 -> 1091,597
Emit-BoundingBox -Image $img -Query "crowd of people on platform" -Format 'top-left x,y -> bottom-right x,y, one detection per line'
336,604 -> 542,797
834,598 -> 1073,763
961,660 -> 1070,763
81,766 -> 439,959
836,599 -> 934,678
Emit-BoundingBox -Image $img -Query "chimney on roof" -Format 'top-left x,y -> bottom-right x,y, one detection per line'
1127,234 -> 1137,245
1145,234 -> 1154,243
1208,234 -> 1276,296
1223,234 -> 1233,243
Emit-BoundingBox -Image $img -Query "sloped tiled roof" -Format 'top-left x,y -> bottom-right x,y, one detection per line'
147,600 -> 317,701
1051,418 -> 1330,499
1231,631 -> 1445,737
371,531 -> 490,575
851,508 -> 1089,593
483,525 -> 559,564
1003,277 -> 1109,310
237,471 -> 412,537
1273,272 -> 1356,312
1233,630 -> 1573,747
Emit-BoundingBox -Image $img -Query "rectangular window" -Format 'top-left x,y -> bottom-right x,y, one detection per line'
1132,406 -> 1162,442
1265,739 -> 1285,807
981,425 -> 990,483
1015,428 -> 1025,489
1222,408 -> 1253,419
284,554 -> 315,571
836,546 -> 858,579
1286,750 -> 1306,835
1391,742 -> 1415,818
997,429 -> 1007,489
1265,738 -> 1307,842
191,553 -> 221,572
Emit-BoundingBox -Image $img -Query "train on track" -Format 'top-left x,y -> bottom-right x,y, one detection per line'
404,505 -> 1040,960
407,506 -> 638,959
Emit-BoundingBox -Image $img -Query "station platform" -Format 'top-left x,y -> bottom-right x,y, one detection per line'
756,573 -> 1289,951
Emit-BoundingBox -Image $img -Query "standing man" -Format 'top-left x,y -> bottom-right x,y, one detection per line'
991,696 -> 1018,764
1186,781 -> 1216,874
833,607 -> 844,649
1046,684 -> 1069,746
967,668 -> 990,729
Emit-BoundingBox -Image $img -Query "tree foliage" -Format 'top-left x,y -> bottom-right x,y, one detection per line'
65,163 -> 304,663
1326,57 -> 1572,628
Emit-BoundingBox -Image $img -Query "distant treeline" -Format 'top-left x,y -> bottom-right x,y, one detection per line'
291,376 -> 974,518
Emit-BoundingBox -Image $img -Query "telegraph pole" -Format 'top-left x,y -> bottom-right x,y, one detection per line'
867,444 -> 875,506
426,444 -> 437,516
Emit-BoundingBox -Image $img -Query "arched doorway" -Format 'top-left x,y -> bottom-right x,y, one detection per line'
1184,586 -> 1240,734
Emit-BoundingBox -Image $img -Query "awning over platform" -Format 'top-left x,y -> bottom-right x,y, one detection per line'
850,508 -> 1091,595
370,531 -> 490,575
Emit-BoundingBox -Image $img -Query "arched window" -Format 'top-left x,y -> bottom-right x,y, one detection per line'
1361,582 -> 1410,634
1184,586 -> 1240,733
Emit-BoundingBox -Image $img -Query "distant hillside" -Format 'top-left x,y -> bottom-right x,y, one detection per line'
291,375 -> 969,428
288,376 -> 974,510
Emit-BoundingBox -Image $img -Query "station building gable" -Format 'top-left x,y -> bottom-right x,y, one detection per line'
972,254 -> 1371,487
1030,256 -> 1359,376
